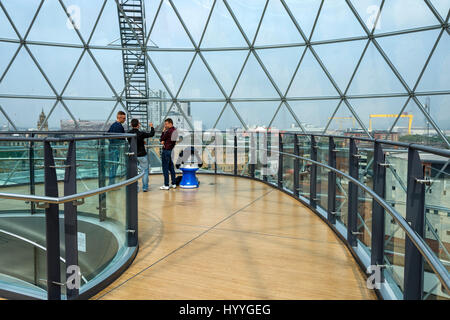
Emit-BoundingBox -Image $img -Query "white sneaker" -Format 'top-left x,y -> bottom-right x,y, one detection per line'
171,184 -> 177,189
159,185 -> 170,190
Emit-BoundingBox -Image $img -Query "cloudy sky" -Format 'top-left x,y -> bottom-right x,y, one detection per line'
0,0 -> 449,132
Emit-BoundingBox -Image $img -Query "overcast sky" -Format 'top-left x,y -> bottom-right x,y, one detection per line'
0,0 -> 448,131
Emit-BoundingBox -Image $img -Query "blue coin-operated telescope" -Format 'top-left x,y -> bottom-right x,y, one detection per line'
175,146 -> 202,189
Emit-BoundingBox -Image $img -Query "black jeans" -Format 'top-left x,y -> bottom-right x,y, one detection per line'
161,149 -> 176,186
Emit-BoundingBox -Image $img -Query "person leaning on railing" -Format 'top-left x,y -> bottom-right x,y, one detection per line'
107,110 -> 126,185
128,119 -> 155,192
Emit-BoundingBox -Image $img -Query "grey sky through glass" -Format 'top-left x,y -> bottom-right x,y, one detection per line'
0,0 -> 448,145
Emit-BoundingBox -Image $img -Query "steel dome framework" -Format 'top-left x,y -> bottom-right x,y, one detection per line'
0,0 -> 449,146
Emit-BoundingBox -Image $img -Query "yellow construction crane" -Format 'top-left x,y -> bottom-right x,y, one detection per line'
369,113 -> 413,134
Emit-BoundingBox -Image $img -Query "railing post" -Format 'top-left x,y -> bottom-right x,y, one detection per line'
263,132 -> 268,182
371,141 -> 386,282
234,134 -> 238,176
98,139 -> 107,221
29,133 -> 36,215
63,140 -> 79,299
404,147 -> 425,300
347,138 -> 359,247
44,140 -> 61,300
278,133 -> 283,189
249,131 -> 255,178
293,134 -> 299,198
327,137 -> 337,224
126,136 -> 138,247
214,132 -> 217,174
310,135 -> 317,208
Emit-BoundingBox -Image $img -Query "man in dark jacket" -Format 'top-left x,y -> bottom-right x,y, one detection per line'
107,111 -> 126,185
159,118 -> 177,190
128,118 -> 155,192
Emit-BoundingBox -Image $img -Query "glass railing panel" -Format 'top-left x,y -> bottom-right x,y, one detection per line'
384,214 -> 406,296
316,137 -> 329,210
0,199 -> 48,294
423,260 -> 450,300
282,154 -> 294,193
423,157 -> 450,277
334,138 -> 349,226
76,182 -> 128,290
384,145 -> 408,219
356,141 -> 374,252
298,135 -> 310,199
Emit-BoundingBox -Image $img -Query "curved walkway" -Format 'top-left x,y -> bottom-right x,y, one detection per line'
94,175 -> 377,300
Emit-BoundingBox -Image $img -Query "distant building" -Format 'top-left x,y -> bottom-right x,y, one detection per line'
372,130 -> 399,142
37,109 -> 48,131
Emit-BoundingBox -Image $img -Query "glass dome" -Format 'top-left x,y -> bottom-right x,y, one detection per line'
0,0 -> 449,146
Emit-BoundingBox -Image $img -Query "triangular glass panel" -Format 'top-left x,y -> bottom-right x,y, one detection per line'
61,100 -> 118,130
231,101 -> 280,128
0,98 -> 57,130
60,0 -> 106,42
429,0 -> 450,20
313,39 -> 367,93
256,47 -> 303,95
349,96 -> 410,131
347,42 -> 406,95
200,0 -> 248,48
349,0 -> 383,32
147,59 -> 172,99
0,48 -> 55,96
413,95 -> 449,146
311,0 -> 367,41
377,29 -> 440,89
149,51 -> 195,96
26,0 -> 83,45
326,102 -> 367,135
375,0 -> 440,34
284,0 -> 323,38
201,50 -> 248,96
88,0 -> 121,46
288,99 -> 341,133
287,48 -> 339,97
416,34 -> 450,92
1,0 -> 42,38
0,42 -> 20,77
177,55 -> 225,99
90,49 -> 125,95
254,0 -> 304,46
146,0 -> 194,48
171,0 -> 214,46
27,44 -> 83,93
226,0 -> 267,42
231,52 -> 279,99
214,103 -> 244,130
270,103 -> 299,130
45,102 -> 77,129
189,102 -> 227,130
63,52 -> 116,97
0,4 -> 19,38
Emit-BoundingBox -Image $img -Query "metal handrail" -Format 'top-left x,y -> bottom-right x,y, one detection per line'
2,130 -> 448,156
0,171 -> 144,204
262,147 -> 450,294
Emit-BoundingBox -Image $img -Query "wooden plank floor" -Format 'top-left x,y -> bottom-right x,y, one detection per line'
93,174 -> 377,300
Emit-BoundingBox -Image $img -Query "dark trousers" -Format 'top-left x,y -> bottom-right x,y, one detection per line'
161,149 -> 176,186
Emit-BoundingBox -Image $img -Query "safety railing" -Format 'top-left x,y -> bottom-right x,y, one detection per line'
146,129 -> 450,300
0,132 -> 140,300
